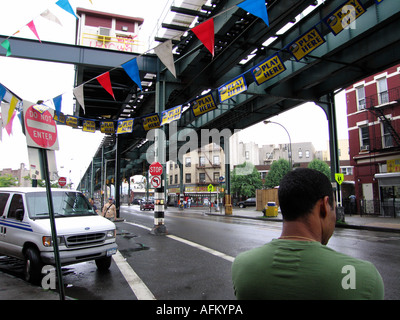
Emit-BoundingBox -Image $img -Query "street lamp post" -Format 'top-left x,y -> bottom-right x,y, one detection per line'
263,120 -> 292,171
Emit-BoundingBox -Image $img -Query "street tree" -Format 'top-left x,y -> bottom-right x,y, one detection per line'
0,174 -> 18,187
264,159 -> 290,188
231,162 -> 263,198
308,159 -> 331,178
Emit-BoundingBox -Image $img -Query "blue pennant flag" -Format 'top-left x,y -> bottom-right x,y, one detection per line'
237,0 -> 269,27
122,58 -> 142,91
53,95 -> 63,118
56,0 -> 78,19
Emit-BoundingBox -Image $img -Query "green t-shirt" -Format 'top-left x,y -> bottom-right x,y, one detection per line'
232,239 -> 384,300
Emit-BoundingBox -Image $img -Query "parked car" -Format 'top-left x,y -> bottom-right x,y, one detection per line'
132,198 -> 141,205
0,188 -> 117,284
140,201 -> 154,211
237,197 -> 256,208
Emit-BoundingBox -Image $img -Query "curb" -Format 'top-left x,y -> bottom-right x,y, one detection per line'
206,213 -> 400,234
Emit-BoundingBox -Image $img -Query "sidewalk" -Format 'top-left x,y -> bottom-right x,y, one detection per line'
174,206 -> 400,233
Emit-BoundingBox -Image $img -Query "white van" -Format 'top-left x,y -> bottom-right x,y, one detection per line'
0,188 -> 118,284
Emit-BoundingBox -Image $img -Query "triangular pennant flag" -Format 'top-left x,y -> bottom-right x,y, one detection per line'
1,39 -> 12,57
191,18 -> 215,57
237,0 -> 269,26
56,0 -> 79,19
27,21 -> 41,43
0,84 -> 6,102
8,96 -> 18,124
53,95 -> 63,118
5,110 -> 16,136
122,58 -> 142,90
40,9 -> 63,26
1,96 -> 19,126
154,40 -> 176,78
96,72 -> 115,100
73,85 -> 85,113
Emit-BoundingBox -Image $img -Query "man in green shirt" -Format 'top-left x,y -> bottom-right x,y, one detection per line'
232,168 -> 384,300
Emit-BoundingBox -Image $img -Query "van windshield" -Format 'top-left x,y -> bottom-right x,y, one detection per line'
26,191 -> 97,219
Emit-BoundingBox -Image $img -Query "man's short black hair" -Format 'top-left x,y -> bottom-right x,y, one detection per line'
278,168 -> 334,221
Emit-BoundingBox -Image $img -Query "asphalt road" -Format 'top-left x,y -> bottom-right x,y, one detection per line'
1,205 -> 399,300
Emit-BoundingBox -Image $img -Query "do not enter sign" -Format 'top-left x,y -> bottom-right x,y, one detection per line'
24,104 -> 59,150
58,177 -> 67,187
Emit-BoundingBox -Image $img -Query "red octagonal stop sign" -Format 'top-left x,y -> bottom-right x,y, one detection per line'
24,105 -> 59,150
149,162 -> 163,176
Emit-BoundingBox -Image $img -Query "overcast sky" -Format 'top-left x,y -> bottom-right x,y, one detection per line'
0,0 -> 349,187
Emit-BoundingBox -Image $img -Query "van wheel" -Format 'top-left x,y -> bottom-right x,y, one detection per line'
95,256 -> 112,271
24,247 -> 43,285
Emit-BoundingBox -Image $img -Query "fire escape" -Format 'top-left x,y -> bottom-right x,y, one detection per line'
366,86 -> 400,151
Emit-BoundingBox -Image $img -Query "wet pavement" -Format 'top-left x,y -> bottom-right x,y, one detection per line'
0,205 -> 399,300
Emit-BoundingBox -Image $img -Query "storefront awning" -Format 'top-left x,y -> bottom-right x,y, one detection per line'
375,172 -> 400,187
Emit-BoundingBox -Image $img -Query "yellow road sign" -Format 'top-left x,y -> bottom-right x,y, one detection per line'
335,173 -> 344,185
207,184 -> 214,192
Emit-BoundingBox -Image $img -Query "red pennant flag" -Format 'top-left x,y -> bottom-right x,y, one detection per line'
96,72 -> 115,100
192,18 -> 214,57
27,21 -> 41,43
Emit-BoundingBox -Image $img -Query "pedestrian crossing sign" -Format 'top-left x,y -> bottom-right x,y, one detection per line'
335,173 -> 344,185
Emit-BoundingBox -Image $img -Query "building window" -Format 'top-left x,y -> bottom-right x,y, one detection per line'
245,151 -> 250,160
199,173 -> 206,183
213,172 -> 220,182
213,155 -> 220,166
305,150 -> 310,158
185,157 -> 191,167
356,86 -> 366,110
185,173 -> 191,183
199,156 -> 205,167
377,77 -> 389,105
360,126 -> 370,151
298,148 -> 303,158
341,167 -> 353,175
382,121 -> 393,148
174,174 -> 178,184
170,175 -> 173,185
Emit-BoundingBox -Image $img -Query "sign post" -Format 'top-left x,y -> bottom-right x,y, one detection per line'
23,103 -> 65,300
149,162 -> 167,235
208,184 -> 214,214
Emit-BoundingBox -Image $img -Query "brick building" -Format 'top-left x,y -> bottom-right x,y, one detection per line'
345,64 -> 400,216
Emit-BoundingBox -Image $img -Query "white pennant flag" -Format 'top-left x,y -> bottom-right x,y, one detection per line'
73,85 -> 85,113
154,40 -> 176,78
40,9 -> 63,26
0,119 -> 3,142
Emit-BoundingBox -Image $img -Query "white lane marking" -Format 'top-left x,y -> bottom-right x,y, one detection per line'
166,234 -> 234,262
112,250 -> 156,300
123,221 -> 234,262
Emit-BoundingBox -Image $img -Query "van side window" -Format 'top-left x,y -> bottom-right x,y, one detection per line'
7,194 -> 24,219
0,193 -> 10,215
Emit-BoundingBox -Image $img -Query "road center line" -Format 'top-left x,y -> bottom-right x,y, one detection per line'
112,250 -> 156,300
123,221 -> 235,262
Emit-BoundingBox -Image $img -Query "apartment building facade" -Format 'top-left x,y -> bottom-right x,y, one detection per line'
167,143 -> 225,206
346,64 -> 400,216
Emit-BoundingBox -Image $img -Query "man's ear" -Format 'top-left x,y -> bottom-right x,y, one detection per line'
319,196 -> 330,218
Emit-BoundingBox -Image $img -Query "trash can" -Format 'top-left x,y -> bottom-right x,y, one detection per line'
265,202 -> 278,217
